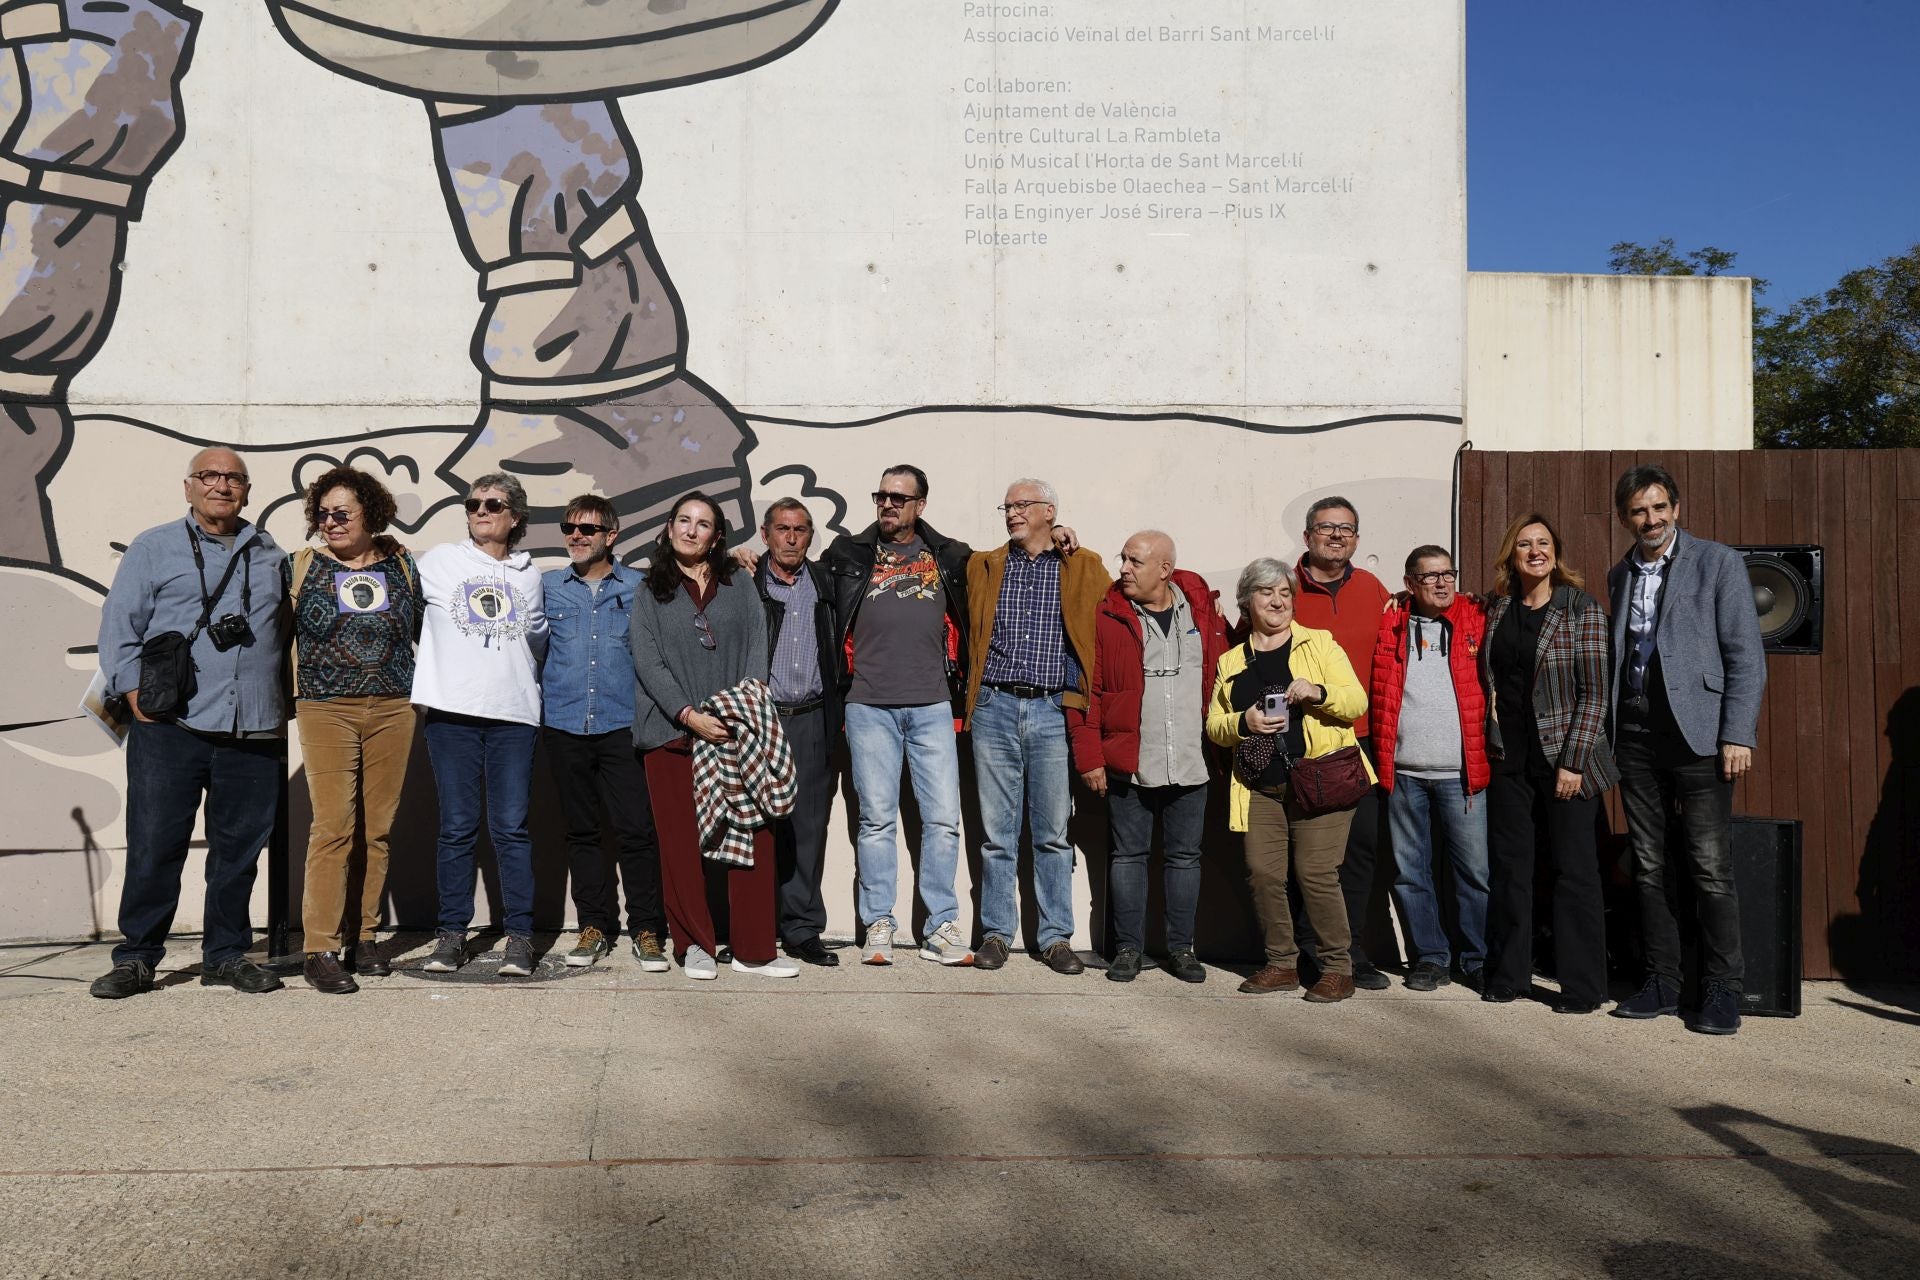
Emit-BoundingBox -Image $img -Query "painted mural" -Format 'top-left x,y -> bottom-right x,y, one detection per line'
0,1 -> 1467,942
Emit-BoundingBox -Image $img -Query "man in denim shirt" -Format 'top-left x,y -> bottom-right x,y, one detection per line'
90,447 -> 289,999
542,495 -> 668,970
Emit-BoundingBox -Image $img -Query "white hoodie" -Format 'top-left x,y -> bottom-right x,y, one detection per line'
412,539 -> 548,724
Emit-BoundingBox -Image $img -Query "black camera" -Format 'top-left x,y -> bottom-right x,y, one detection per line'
206,613 -> 255,651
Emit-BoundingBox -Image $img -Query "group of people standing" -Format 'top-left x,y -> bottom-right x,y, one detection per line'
86,449 -> 1764,1035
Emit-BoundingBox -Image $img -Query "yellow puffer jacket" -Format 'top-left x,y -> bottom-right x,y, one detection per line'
1206,624 -> 1374,833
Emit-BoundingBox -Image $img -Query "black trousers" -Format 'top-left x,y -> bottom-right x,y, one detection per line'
542,727 -> 664,939
1484,766 -> 1608,1003
1615,728 -> 1743,991
774,705 -> 834,945
1297,736 -> 1389,970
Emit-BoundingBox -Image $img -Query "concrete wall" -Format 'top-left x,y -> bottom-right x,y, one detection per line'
1465,272 -> 1754,451
0,0 -> 1467,949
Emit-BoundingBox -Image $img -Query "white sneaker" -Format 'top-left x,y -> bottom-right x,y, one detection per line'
731,956 -> 800,978
683,944 -> 718,981
862,917 -> 896,966
918,920 -> 975,966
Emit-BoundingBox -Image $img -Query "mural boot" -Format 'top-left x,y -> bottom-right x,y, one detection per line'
427,101 -> 754,552
0,0 -> 198,562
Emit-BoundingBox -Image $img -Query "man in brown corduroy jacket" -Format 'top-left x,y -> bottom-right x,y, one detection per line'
964,478 -> 1110,976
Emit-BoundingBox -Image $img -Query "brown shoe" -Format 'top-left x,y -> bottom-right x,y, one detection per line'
1041,941 -> 1085,975
1238,964 -> 1300,994
974,936 -> 1011,971
1303,973 -> 1356,1003
303,951 -> 359,995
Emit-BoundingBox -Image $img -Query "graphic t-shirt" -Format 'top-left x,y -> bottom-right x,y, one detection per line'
848,536 -> 952,707
287,549 -> 422,699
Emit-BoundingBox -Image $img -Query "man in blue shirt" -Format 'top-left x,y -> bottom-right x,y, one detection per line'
542,495 -> 668,971
91,447 -> 288,998
751,498 -> 845,966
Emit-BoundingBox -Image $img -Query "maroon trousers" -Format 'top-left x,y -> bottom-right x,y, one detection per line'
643,745 -> 777,964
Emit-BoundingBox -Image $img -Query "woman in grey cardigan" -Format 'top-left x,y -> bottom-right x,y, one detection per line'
631,491 -> 795,979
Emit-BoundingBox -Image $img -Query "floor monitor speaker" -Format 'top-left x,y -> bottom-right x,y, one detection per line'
1732,816 -> 1802,1017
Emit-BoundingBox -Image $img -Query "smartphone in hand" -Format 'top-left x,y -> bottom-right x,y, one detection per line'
1261,691 -> 1289,732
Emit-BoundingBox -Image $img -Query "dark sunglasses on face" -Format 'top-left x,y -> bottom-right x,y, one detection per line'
560,522 -> 609,537
317,509 -> 357,526
872,491 -> 918,509
464,497 -> 509,514
693,611 -> 716,650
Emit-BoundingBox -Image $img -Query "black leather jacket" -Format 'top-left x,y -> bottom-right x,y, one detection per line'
820,518 -> 973,715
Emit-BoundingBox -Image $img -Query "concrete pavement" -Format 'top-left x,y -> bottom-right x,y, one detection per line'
1,937 -> 1915,1279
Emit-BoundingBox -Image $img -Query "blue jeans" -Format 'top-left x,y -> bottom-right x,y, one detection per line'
845,702 -> 963,931
115,721 -> 282,967
971,688 -> 1075,949
424,711 -> 539,936
1387,773 -> 1491,970
1106,778 -> 1207,953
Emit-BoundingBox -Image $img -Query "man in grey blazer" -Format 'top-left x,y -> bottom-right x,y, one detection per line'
1606,462 -> 1767,1035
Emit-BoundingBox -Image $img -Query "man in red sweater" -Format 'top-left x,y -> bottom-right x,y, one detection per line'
1289,496 -> 1394,989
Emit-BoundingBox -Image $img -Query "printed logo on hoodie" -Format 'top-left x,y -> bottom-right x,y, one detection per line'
452,577 -> 533,642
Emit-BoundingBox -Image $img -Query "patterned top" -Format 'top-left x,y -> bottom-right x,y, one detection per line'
286,547 -> 423,700
981,544 -> 1079,692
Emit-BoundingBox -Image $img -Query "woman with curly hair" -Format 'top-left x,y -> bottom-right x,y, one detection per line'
285,465 -> 424,993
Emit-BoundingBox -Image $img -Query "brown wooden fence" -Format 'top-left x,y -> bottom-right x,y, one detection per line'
1459,449 -> 1920,981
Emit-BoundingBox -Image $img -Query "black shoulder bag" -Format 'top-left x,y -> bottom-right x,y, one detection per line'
135,527 -> 250,722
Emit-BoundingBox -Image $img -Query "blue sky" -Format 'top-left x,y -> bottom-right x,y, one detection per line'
1467,0 -> 1920,309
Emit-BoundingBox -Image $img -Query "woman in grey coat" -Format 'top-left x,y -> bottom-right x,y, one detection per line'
631,491 -> 794,980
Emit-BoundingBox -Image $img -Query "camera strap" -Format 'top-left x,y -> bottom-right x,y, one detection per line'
185,521 -> 251,643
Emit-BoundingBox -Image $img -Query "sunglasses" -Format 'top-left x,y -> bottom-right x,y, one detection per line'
560,522 -> 610,537
693,610 -> 716,651
317,508 -> 358,526
464,497 -> 509,514
871,491 -> 919,509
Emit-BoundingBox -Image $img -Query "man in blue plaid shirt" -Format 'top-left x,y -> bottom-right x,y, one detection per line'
964,479 -> 1111,975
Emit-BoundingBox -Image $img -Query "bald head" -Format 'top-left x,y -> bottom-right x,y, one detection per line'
182,445 -> 251,535
1118,530 -> 1177,606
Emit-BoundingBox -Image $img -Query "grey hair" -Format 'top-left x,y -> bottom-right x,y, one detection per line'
469,471 -> 531,548
761,497 -> 813,529
1007,477 -> 1060,506
1235,557 -> 1296,614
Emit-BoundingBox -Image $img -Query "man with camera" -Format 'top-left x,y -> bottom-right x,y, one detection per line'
91,447 -> 289,998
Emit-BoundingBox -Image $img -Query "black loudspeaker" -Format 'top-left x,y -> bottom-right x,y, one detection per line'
1736,545 -> 1823,654
1732,817 -> 1802,1017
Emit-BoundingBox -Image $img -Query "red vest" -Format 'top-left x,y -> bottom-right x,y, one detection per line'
1369,597 -> 1492,794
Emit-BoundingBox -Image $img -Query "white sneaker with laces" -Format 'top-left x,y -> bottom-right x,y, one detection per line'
683,944 -> 719,981
731,956 -> 800,978
862,917 -> 896,966
918,920 -> 975,966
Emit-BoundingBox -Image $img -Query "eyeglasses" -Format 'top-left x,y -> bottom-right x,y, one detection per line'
1411,570 -> 1458,585
1309,522 -> 1358,537
464,497 -> 508,514
189,470 -> 250,488
693,610 -> 716,650
317,508 -> 358,526
871,491 -> 919,509
560,521 -> 609,537
996,500 -> 1052,514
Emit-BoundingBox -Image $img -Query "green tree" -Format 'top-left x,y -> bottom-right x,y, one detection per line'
1607,238 -> 1744,280
1752,245 -> 1920,449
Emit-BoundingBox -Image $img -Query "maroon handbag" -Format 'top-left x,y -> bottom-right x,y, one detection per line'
1286,744 -> 1372,818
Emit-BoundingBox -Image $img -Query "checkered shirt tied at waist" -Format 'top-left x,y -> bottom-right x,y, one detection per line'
982,545 -> 1081,692
692,678 -> 797,867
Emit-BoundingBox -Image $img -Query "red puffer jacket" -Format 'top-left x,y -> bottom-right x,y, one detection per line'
1068,571 -> 1229,776
1369,597 -> 1491,794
